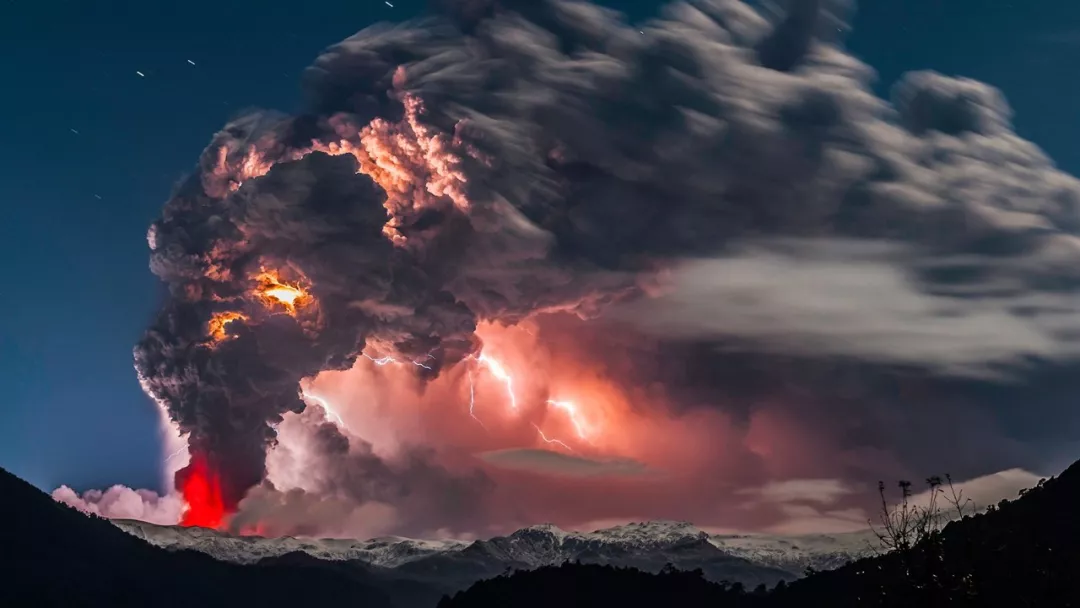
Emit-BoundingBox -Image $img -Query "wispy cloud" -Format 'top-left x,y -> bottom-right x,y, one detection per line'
478,448 -> 652,479
616,239 -> 1080,379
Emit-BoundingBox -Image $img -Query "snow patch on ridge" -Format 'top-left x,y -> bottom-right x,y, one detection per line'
113,518 -> 872,575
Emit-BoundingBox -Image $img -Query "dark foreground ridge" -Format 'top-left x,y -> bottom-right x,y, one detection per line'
439,563 -> 768,607
7,459 -> 1080,608
443,460 -> 1080,607
0,466 -> 398,608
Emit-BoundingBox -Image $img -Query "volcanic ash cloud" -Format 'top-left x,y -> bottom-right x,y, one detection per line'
57,0 -> 1080,537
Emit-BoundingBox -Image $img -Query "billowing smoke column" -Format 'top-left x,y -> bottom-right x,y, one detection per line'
135,132 -> 480,510
132,0 -> 1080,527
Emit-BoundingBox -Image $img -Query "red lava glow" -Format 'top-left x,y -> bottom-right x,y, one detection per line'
180,456 -> 227,529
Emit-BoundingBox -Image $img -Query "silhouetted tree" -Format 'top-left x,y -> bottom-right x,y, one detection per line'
870,478 -> 941,553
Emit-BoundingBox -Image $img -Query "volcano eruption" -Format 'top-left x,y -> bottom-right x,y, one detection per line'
48,0 -> 1077,538
178,456 -> 226,528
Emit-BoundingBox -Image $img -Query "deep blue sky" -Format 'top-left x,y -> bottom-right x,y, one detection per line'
2,0 -> 1078,493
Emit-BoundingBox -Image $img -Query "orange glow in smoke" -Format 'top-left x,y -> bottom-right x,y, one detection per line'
306,335 -> 604,453
291,321 -> 652,478
207,92 -> 476,248
207,144 -> 277,196
349,94 -> 471,244
206,311 -> 249,345
253,269 -> 312,315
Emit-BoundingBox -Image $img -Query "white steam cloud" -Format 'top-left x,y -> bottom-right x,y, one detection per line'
52,485 -> 183,525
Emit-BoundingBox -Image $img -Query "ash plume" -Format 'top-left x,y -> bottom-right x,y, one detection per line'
231,405 -> 493,537
133,0 -> 1080,524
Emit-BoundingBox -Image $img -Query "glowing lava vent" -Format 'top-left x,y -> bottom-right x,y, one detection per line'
179,455 -> 226,529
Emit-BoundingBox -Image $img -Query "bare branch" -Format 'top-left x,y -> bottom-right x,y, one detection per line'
941,473 -> 975,520
870,475 -> 954,554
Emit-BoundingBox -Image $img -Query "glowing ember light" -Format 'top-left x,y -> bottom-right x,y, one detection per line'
347,94 -> 472,245
180,456 -> 226,529
546,399 -> 590,440
300,387 -> 346,427
205,93 -> 475,247
474,352 -> 517,410
253,269 -> 312,315
206,311 -> 249,345
532,423 -> 573,452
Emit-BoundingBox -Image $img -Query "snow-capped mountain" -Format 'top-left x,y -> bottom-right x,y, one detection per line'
709,530 -> 876,574
115,519 -> 468,567
114,519 -> 873,596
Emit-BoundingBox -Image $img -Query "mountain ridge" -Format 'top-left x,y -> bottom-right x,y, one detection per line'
0,465 -> 402,607
114,517 -> 874,589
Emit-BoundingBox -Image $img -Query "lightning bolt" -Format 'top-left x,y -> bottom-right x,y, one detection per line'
473,352 -> 517,410
359,345 -> 598,449
363,353 -> 397,366
546,399 -> 590,441
411,354 -> 435,371
467,369 -> 486,429
364,352 -> 434,370
300,387 -> 346,427
165,445 -> 188,463
468,351 -> 596,449
532,423 -> 573,452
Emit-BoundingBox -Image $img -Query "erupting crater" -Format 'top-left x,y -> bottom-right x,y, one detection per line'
179,455 -> 227,529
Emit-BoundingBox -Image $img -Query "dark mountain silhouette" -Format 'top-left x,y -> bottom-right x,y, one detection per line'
9,458 -> 1080,607
0,466 -> 400,607
441,460 -> 1080,608
437,563 -> 767,608
777,460 -> 1080,607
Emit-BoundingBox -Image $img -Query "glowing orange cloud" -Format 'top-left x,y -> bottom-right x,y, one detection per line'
206,92 -> 476,248
206,311 -> 249,345
253,269 -> 313,316
270,318 -> 835,537
472,352 -> 518,411
300,328 -> 604,456
546,399 -> 591,442
463,345 -> 601,453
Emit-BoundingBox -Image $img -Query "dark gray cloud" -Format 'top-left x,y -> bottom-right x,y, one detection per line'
135,0 -> 1080,519
136,151 -> 478,506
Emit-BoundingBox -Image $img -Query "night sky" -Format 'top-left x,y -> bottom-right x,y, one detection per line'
2,0 -> 1079,495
